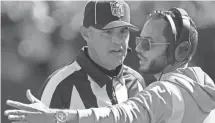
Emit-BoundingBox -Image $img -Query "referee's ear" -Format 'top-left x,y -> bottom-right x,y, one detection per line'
80,26 -> 90,43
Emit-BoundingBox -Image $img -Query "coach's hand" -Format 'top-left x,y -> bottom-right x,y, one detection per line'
4,89 -> 56,123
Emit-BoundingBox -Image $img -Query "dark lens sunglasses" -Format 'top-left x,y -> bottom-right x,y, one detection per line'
135,37 -> 170,51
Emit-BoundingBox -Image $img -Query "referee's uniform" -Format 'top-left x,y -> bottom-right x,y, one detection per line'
38,47 -> 145,109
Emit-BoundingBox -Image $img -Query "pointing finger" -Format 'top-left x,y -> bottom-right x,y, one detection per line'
12,122 -> 28,123
6,100 -> 37,111
5,110 -> 41,116
8,115 -> 26,121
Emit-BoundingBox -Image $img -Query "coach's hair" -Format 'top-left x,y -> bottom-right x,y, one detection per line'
147,9 -> 198,62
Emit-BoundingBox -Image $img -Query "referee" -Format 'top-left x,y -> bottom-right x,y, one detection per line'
38,0 -> 145,109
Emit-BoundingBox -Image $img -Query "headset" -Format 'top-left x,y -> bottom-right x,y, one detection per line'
155,8 -> 192,81
166,7 -> 192,64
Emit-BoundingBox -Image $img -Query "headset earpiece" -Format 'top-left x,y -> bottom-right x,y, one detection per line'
175,41 -> 191,62
168,7 -> 191,62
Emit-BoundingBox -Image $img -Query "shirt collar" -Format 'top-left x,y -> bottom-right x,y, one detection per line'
76,47 -> 124,87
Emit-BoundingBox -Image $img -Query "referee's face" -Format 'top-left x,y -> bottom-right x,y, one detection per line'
88,26 -> 130,69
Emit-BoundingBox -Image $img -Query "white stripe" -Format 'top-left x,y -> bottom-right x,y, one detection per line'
69,86 -> 85,109
164,82 -> 185,123
137,82 -> 144,91
113,77 -> 128,103
88,76 -> 112,107
41,61 -> 81,107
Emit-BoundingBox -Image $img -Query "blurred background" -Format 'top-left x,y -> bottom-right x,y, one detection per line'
1,1 -> 215,123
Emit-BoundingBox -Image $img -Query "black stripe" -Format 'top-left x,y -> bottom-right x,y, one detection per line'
50,71 -> 77,109
49,68 -> 85,109
39,61 -> 81,108
106,80 -> 118,105
74,69 -> 98,108
37,61 -> 75,100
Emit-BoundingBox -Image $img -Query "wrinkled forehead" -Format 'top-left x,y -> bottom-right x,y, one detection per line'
140,19 -> 168,41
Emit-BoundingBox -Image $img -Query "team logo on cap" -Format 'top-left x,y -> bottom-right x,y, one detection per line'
110,1 -> 124,18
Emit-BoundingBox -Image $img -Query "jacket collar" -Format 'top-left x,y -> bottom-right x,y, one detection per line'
76,47 -> 124,87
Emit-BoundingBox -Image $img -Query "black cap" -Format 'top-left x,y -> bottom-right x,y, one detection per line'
83,0 -> 139,31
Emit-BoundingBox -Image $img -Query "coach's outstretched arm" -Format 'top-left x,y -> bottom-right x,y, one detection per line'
5,81 -> 182,123
68,82 -> 182,123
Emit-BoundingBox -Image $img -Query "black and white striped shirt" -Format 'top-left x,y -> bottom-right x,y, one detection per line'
39,47 -> 145,109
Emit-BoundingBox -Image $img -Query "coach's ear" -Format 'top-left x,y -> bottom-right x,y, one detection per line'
80,26 -> 90,42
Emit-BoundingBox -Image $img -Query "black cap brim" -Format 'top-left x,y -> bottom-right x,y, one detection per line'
103,21 -> 139,31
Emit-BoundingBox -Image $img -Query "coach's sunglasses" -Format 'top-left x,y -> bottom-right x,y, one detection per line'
135,37 -> 170,51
